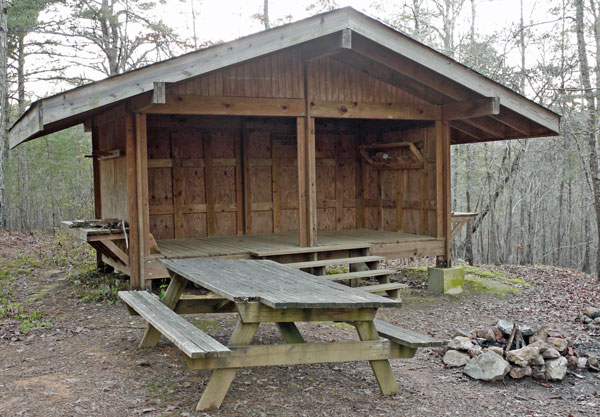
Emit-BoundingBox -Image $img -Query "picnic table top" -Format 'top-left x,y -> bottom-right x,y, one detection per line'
160,259 -> 402,309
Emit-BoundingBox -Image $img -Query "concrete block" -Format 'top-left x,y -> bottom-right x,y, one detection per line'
428,267 -> 464,295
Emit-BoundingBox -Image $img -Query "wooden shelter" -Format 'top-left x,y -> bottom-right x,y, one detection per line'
9,7 -> 560,290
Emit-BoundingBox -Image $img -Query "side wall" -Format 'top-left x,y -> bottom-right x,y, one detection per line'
96,117 -> 129,220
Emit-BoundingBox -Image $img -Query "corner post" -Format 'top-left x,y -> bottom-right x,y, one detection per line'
435,120 -> 452,268
125,113 -> 143,289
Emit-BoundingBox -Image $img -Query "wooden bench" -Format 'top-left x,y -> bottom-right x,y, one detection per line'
118,291 -> 231,358
373,319 -> 445,348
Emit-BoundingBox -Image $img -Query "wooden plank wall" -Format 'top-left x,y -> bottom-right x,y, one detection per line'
97,118 -> 128,220
146,47 -> 442,240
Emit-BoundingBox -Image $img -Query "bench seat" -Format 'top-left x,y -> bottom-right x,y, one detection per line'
118,291 -> 231,359
373,319 -> 445,348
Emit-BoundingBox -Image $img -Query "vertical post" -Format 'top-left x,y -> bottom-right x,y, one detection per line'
434,120 -> 452,267
298,61 -> 317,247
125,114 -> 141,289
91,123 -> 104,270
135,113 -> 149,287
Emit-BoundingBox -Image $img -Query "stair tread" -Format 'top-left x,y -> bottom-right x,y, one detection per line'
285,256 -> 384,269
324,269 -> 395,281
361,282 -> 408,292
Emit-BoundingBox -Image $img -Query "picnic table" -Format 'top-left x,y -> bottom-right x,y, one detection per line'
119,259 -> 442,411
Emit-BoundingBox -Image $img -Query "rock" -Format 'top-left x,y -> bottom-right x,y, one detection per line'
583,306 -> 600,319
474,338 -> 487,346
566,355 -> 578,368
448,336 -> 474,351
484,346 -> 505,356
579,314 -> 593,324
548,330 -> 565,339
577,357 -> 588,370
530,326 -> 550,343
443,350 -> 471,367
547,337 -> 568,353
532,354 -> 545,366
468,346 -> 483,358
542,347 -> 560,359
546,357 -> 568,381
518,325 -> 534,337
496,320 -> 514,335
532,365 -> 546,381
510,365 -> 532,379
529,340 -> 550,353
454,328 -> 472,338
463,351 -> 511,382
506,346 -> 540,367
492,328 -> 506,344
588,355 -> 599,368
475,328 -> 496,343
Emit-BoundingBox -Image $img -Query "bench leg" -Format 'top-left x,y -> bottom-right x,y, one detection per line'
276,322 -> 305,344
354,321 -> 400,396
139,274 -> 187,348
196,319 -> 259,411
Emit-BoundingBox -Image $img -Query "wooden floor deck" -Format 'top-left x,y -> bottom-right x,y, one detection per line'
155,229 -> 444,260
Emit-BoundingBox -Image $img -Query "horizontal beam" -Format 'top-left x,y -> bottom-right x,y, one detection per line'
301,29 -> 352,61
236,302 -> 377,323
144,96 -> 306,117
183,340 -> 416,370
310,100 -> 441,120
442,97 -> 500,120
8,103 -> 43,149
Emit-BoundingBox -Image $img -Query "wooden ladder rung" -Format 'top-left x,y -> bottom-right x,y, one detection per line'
284,256 -> 384,269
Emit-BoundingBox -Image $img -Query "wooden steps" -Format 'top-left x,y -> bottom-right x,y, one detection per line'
250,243 -> 371,258
284,256 -> 384,269
324,269 -> 395,282
118,291 -> 231,359
373,319 -> 444,348
361,283 -> 408,300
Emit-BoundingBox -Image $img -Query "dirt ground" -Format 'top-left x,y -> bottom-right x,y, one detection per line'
1,231 -> 599,417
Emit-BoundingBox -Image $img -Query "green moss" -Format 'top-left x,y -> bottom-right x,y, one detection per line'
462,265 -> 530,287
28,283 -> 58,303
330,322 -> 355,330
193,319 -> 221,332
464,274 -> 522,297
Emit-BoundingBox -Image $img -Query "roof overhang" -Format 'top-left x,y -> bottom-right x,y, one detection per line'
9,7 -> 560,149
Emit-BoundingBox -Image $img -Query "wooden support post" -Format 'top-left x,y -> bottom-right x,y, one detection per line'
91,124 -> 104,271
354,321 -> 400,395
125,114 -> 141,289
297,61 -> 317,247
135,113 -> 149,289
435,120 -> 452,268
196,319 -> 259,411
276,322 -> 305,344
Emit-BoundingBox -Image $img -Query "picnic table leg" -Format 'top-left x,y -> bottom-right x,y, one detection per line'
139,274 -> 187,348
276,322 -> 305,344
196,318 -> 259,411
354,320 -> 400,395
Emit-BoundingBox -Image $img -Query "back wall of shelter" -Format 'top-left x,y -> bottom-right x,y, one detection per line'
94,47 -> 442,241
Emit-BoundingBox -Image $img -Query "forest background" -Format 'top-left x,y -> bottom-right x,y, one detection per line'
0,0 -> 598,277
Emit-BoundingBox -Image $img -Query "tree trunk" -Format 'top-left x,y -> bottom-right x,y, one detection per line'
263,0 -> 270,29
0,0 -> 7,230
575,0 -> 600,279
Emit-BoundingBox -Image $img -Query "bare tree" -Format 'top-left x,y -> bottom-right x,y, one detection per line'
0,0 -> 6,230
